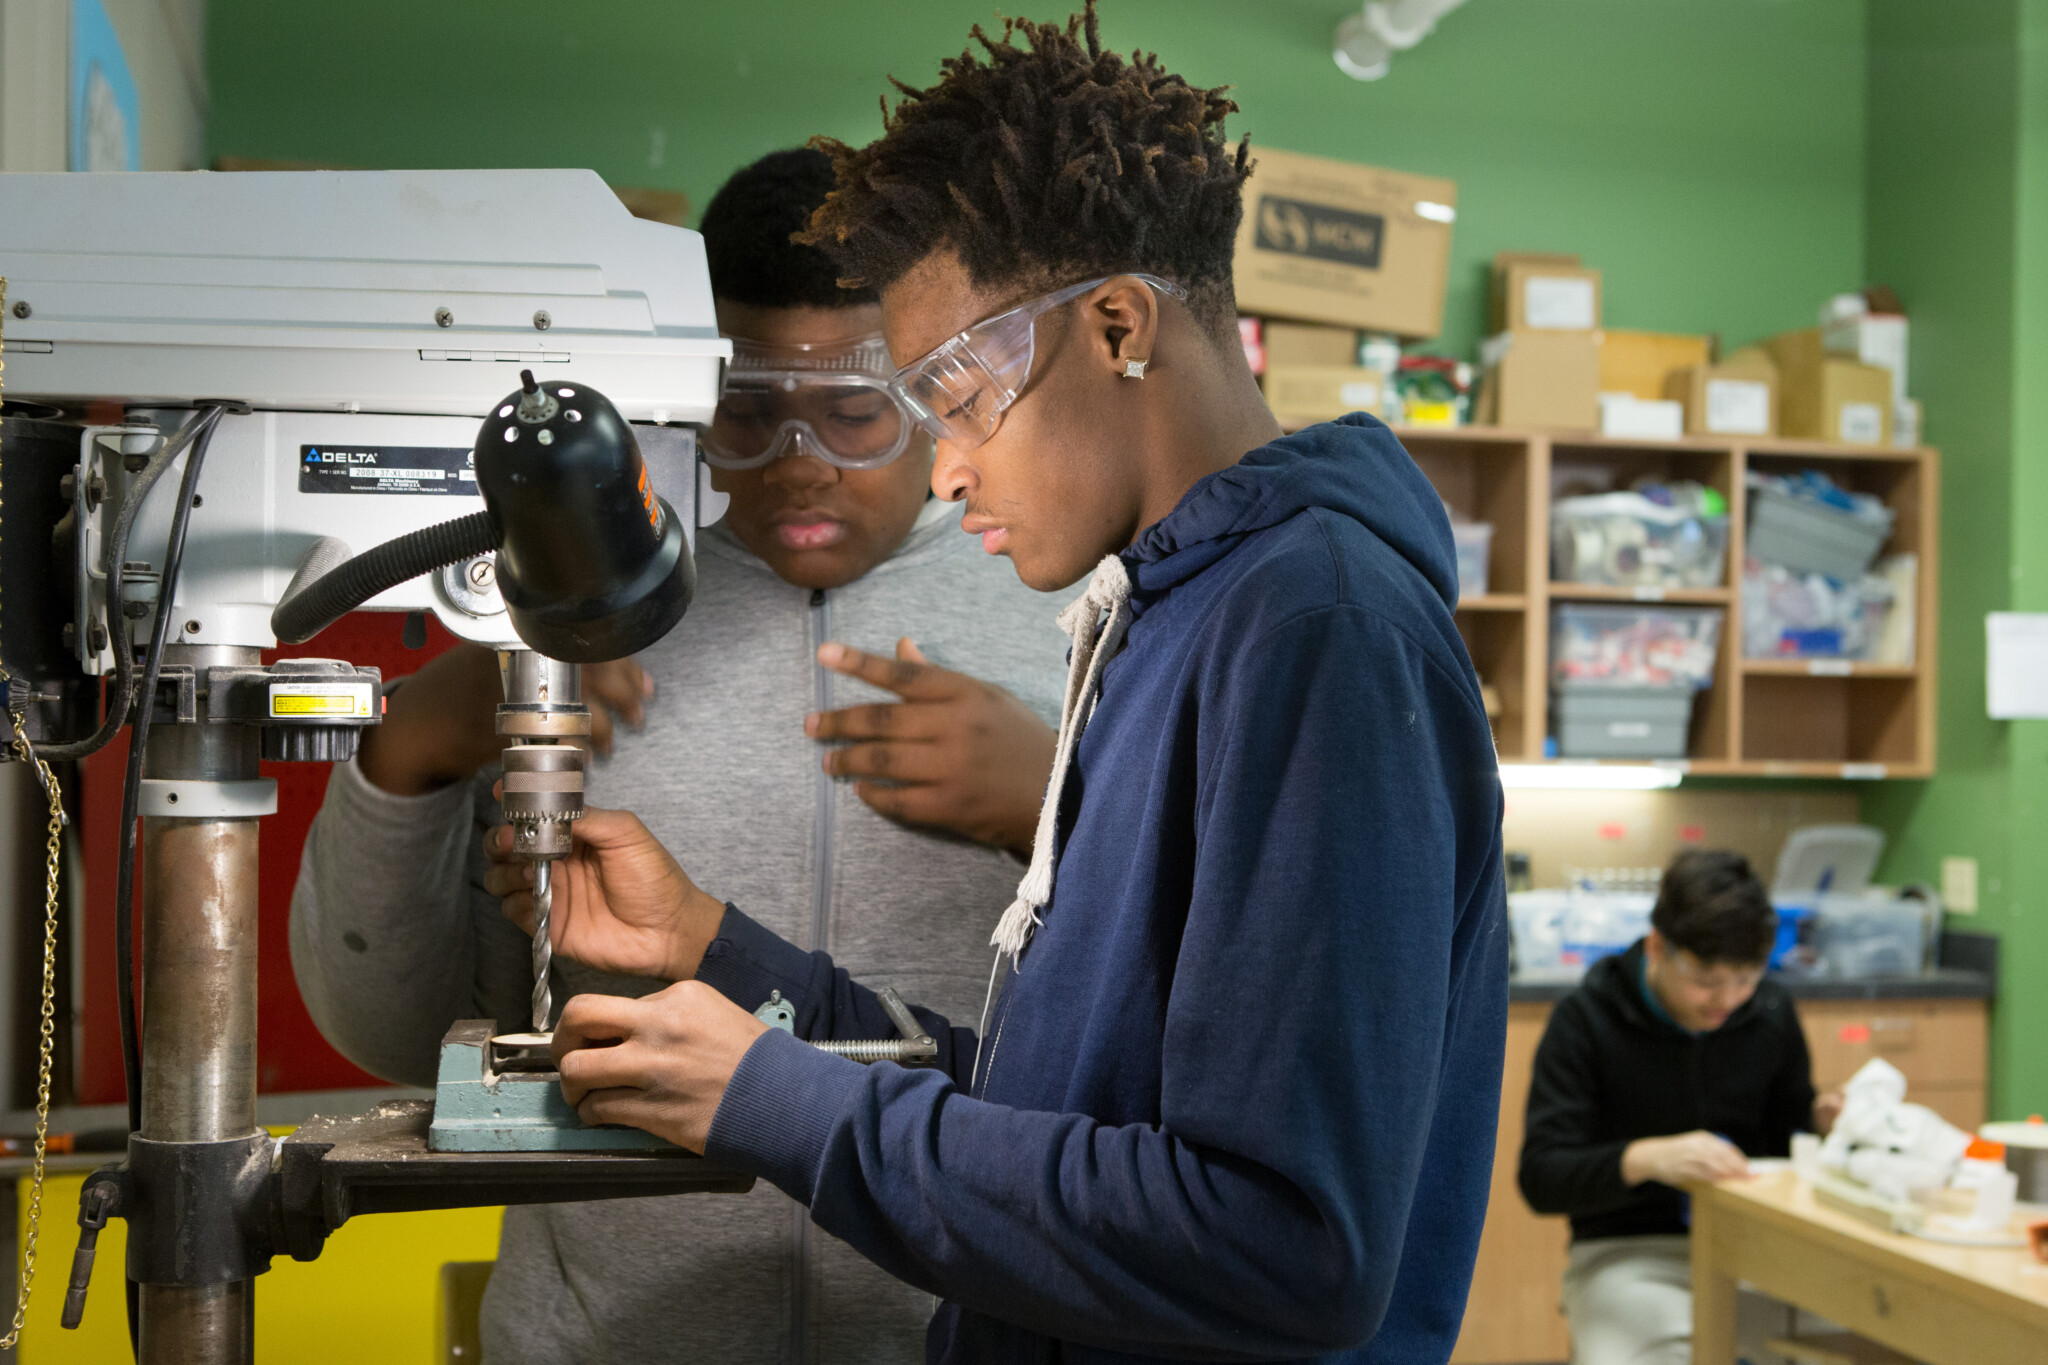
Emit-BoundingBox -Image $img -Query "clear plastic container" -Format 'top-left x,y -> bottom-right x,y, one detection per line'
1783,894 -> 1934,979
1509,889 -> 1654,982
1452,522 -> 1494,601
1550,604 -> 1724,690
1741,558 -> 1895,659
1551,491 -> 1729,589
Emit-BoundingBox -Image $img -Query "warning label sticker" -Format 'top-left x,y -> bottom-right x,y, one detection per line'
270,682 -> 375,719
298,445 -> 479,496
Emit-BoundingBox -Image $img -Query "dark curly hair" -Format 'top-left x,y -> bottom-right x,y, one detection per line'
795,0 -> 1250,329
700,147 -> 880,309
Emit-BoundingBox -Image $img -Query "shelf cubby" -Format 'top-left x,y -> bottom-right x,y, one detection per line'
1270,417 -> 1941,779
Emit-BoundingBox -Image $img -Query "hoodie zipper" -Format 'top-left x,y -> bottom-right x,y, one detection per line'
791,585 -> 833,1365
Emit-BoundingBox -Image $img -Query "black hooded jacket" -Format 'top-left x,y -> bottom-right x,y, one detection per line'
1517,940 -> 1815,1241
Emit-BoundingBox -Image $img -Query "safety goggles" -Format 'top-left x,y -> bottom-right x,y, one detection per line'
892,273 -> 1187,451
704,335 -> 918,471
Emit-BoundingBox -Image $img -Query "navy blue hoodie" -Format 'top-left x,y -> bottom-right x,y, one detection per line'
700,415 -> 1510,1363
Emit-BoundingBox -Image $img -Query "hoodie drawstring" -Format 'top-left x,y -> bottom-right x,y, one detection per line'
973,553 -> 1134,1094
991,554 -> 1134,965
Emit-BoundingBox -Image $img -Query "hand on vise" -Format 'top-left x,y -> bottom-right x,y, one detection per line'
1620,1130 -> 1751,1187
359,644 -> 653,796
550,982 -> 768,1153
808,639 -> 1056,857
483,806 -> 725,983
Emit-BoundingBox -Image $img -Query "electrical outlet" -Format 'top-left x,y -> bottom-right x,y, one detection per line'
1941,856 -> 1979,914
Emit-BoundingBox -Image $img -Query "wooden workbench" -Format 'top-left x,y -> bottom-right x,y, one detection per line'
1690,1172 -> 2048,1365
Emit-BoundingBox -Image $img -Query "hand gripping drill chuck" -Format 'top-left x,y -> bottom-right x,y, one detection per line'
497,650 -> 588,1031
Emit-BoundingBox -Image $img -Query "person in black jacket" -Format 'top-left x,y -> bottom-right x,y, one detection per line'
1519,850 -> 1841,1364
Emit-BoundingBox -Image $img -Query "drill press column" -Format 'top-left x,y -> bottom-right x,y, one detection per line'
496,650 -> 588,1031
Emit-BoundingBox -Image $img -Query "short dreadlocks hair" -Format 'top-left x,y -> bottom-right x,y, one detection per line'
796,1 -> 1250,330
701,148 -> 879,309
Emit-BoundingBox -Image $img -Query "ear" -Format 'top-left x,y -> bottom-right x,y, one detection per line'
1083,275 -> 1164,376
1642,929 -> 1665,965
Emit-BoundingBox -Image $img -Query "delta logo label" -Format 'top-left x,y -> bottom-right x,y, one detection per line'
1253,195 -> 1385,270
304,447 -> 381,465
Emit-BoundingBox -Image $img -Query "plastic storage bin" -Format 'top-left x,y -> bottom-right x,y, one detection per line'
1508,889 -> 1654,982
1742,559 -> 1895,659
1551,490 -> 1729,589
1452,522 -> 1494,601
1552,685 -> 1695,758
1746,473 -> 1894,580
1784,894 -> 1934,979
1550,604 -> 1724,689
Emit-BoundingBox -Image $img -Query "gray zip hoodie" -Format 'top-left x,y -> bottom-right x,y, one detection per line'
289,500 -> 1067,1364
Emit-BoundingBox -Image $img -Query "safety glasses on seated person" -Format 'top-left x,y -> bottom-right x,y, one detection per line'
703,335 -> 917,471
893,273 -> 1186,451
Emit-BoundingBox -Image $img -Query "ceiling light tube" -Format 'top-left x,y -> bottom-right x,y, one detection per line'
1498,763 -> 1685,791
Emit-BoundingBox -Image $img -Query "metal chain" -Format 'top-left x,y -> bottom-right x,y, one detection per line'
0,271 -> 70,1349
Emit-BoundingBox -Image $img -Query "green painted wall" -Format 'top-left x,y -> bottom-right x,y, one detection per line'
205,0 -> 1866,360
204,3 -> 2048,1106
1861,0 -> 2047,1118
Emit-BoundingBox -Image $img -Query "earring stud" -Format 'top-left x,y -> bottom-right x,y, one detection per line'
1123,358 -> 1149,379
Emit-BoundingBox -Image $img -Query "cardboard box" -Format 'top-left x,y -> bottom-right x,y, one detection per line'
1231,144 -> 1456,339
1767,328 -> 1893,445
1821,312 -> 1908,402
1488,251 -> 1580,332
1477,330 -> 1598,430
1598,393 -> 1684,440
1666,349 -> 1777,436
1261,320 -> 1361,368
1599,329 -> 1714,402
1261,365 -> 1389,423
1498,261 -> 1602,332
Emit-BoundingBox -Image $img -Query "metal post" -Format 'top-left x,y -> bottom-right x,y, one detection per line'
136,645 -> 262,1365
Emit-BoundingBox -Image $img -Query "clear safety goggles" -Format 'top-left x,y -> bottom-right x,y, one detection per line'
892,273 -> 1187,451
704,335 -> 917,471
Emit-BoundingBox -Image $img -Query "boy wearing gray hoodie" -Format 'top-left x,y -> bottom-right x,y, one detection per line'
287,148 -> 1066,1364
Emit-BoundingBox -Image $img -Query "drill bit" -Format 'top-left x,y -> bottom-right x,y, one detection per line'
530,856 -> 553,1032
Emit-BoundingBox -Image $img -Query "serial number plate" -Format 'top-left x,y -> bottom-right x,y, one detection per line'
298,445 -> 479,496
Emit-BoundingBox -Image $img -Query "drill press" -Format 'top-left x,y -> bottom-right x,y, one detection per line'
0,169 -> 727,1361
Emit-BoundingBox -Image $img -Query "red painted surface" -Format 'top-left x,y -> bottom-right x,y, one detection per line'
79,613 -> 460,1103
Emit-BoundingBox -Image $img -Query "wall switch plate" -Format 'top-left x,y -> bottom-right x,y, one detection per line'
1941,856 -> 1979,914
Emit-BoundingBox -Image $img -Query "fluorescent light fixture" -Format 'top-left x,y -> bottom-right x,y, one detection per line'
1334,0 -> 1470,82
1414,200 -> 1457,223
1498,763 -> 1685,791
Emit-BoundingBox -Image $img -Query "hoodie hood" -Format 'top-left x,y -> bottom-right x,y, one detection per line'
1124,414 -> 1459,609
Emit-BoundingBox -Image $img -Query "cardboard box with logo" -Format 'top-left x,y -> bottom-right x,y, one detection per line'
1231,144 -> 1457,339
1262,365 -> 1389,423
1666,347 -> 1778,437
1767,328 -> 1893,445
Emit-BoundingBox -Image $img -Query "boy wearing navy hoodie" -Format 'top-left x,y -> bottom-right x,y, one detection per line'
482,6 -> 1510,1361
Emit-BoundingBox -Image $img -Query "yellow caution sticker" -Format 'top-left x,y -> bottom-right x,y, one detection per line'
270,683 -> 373,719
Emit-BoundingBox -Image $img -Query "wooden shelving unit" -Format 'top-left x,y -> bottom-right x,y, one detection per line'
1279,421 -> 1942,779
